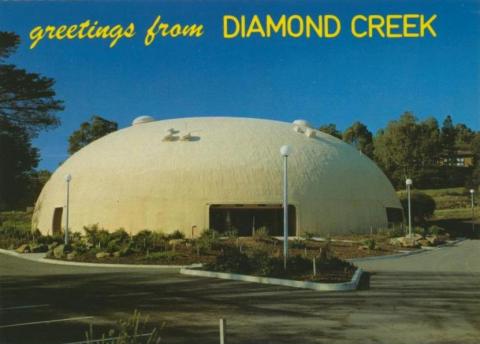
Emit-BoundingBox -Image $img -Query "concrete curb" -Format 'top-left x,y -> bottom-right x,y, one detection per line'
0,249 -> 200,270
180,267 -> 364,291
348,238 -> 466,263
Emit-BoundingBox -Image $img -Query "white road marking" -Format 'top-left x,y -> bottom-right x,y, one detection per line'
0,304 -> 50,311
0,316 -> 93,329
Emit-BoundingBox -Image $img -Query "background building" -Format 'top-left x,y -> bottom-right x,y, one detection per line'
33,117 -> 402,237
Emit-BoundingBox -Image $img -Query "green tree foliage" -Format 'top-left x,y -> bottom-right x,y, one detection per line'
318,123 -> 342,139
398,191 -> 436,224
0,32 -> 63,210
68,115 -> 118,154
342,121 -> 374,158
441,115 -> 457,165
467,133 -> 480,189
454,123 -> 475,149
373,112 -> 441,188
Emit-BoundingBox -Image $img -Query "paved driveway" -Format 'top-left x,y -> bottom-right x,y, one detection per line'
0,241 -> 479,344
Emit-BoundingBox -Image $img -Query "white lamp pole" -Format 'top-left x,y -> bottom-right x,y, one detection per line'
470,189 -> 475,236
65,174 -> 72,245
280,145 -> 292,271
406,178 -> 413,238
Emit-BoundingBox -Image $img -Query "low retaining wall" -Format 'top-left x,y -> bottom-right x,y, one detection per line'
180,267 -> 365,291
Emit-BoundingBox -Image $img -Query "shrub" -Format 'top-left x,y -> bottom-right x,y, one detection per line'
72,241 -> 89,254
303,231 -> 315,240
167,230 -> 185,240
0,225 -> 32,249
428,225 -> 446,236
287,255 -> 313,274
399,191 -> 436,224
249,249 -> 283,276
290,239 -> 306,249
197,229 -> 221,252
83,224 -> 111,248
363,239 -> 376,250
110,228 -> 130,243
316,256 -> 354,272
206,246 -> 251,274
413,226 -> 427,236
252,226 -> 270,242
224,229 -> 239,240
132,230 -> 155,252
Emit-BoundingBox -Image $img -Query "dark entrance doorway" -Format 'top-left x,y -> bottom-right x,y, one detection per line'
209,204 -> 296,236
52,207 -> 63,235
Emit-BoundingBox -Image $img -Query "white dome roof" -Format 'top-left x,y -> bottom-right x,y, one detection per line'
33,117 -> 401,236
132,115 -> 155,125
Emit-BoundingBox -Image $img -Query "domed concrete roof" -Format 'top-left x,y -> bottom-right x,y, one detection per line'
33,117 -> 401,236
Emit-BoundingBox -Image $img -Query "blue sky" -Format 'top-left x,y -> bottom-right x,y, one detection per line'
0,0 -> 479,170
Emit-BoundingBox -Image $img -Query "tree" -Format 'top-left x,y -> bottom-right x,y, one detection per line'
342,121 -> 374,158
373,112 -> 441,188
441,115 -> 456,165
454,123 -> 475,149
318,123 -> 342,139
0,31 -> 63,210
398,191 -> 436,225
68,116 -> 118,154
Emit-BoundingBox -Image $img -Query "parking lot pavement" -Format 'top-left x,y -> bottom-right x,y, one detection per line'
1,241 -> 479,344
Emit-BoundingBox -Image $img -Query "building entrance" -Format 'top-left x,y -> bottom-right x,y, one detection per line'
209,204 -> 296,236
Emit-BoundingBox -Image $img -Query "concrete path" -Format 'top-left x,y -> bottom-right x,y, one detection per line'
0,240 -> 479,344
353,239 -> 480,272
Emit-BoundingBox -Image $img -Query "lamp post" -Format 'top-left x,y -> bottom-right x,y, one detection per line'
280,145 -> 292,271
406,178 -> 413,238
470,189 -> 475,236
65,174 -> 72,245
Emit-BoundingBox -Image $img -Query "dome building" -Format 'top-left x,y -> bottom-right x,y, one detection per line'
33,117 -> 403,237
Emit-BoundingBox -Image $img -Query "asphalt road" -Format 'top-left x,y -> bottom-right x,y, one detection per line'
0,240 -> 479,344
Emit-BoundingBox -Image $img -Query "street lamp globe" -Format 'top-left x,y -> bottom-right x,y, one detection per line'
65,174 -> 72,182
470,189 -> 475,194
280,145 -> 292,157
406,178 -> 413,186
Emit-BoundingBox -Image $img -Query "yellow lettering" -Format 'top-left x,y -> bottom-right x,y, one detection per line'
369,15 -> 385,38
223,15 -> 240,39
305,16 -> 322,38
287,15 -> 304,38
29,26 -> 45,49
421,14 -> 437,37
246,15 -> 266,37
386,15 -> 402,38
266,15 -> 286,37
324,15 -> 341,38
351,15 -> 367,38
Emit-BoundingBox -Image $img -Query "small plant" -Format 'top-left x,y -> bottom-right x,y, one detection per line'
252,226 -> 270,242
85,310 -> 162,344
428,225 -> 446,236
363,238 -> 376,250
83,224 -> 112,248
290,238 -> 306,249
413,226 -> 427,236
224,229 -> 239,240
303,231 -> 315,240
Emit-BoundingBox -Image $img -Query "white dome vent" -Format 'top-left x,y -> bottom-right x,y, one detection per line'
132,116 -> 155,126
292,119 -> 311,128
